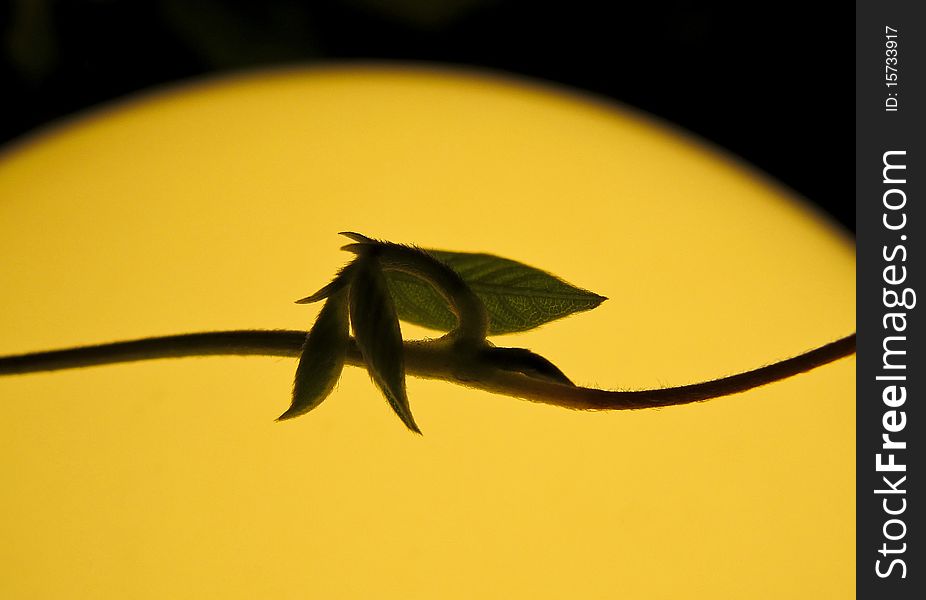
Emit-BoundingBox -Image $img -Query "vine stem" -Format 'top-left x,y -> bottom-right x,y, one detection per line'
0,331 -> 855,411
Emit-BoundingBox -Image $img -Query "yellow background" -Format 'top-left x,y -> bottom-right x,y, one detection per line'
0,66 -> 854,598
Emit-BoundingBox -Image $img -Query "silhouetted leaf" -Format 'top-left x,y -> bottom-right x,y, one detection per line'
478,346 -> 575,385
295,262 -> 355,304
338,231 -> 375,244
279,288 -> 350,420
350,255 -> 420,433
386,250 -> 606,334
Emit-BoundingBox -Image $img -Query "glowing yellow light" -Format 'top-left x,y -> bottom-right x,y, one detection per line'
0,66 -> 854,598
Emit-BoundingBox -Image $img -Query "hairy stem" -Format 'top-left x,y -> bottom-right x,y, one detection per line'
342,238 -> 489,345
0,331 -> 855,411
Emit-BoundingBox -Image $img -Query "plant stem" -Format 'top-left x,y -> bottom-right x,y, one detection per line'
343,239 -> 489,345
0,331 -> 855,411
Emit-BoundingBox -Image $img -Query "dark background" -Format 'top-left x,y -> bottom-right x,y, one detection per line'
1,0 -> 853,232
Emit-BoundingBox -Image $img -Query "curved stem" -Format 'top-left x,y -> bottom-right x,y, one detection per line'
343,240 -> 489,345
0,331 -> 856,411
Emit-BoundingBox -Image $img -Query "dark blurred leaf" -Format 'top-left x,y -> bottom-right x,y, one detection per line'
278,288 -> 349,420
386,250 -> 606,334
350,255 -> 420,433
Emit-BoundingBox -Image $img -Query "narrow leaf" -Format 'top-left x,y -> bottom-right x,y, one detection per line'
295,262 -> 355,304
386,250 -> 606,334
278,288 -> 349,420
349,255 -> 420,433
338,231 -> 376,244
479,347 -> 575,385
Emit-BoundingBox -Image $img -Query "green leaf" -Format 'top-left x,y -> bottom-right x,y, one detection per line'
279,288 -> 350,420
349,254 -> 420,434
385,250 -> 606,335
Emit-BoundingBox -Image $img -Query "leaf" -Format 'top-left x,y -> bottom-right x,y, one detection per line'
279,288 -> 350,420
338,231 -> 375,244
295,262 -> 355,304
349,254 -> 420,434
478,347 -> 575,385
385,250 -> 606,334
